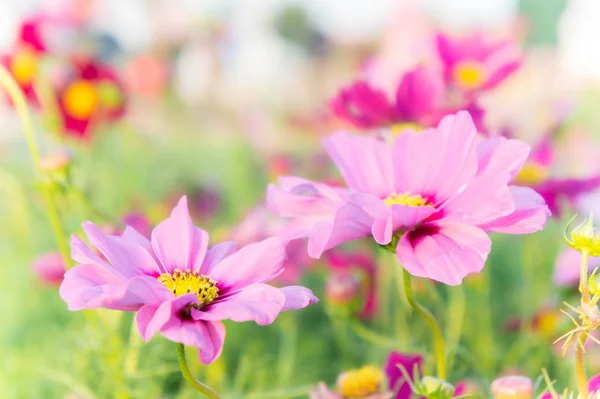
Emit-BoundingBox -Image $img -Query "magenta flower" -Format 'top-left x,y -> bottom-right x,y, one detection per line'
326,250 -> 377,318
267,111 -> 549,285
513,135 -> 600,217
436,32 -> 522,94
330,65 -> 444,130
60,196 -> 318,364
32,252 -> 66,286
385,352 -> 423,399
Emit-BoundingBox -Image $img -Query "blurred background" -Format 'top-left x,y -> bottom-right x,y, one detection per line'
2,0 -> 600,398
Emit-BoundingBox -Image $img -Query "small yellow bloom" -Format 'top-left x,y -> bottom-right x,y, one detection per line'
337,365 -> 383,398
453,61 -> 486,89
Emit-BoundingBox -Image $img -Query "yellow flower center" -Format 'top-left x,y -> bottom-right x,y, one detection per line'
536,310 -> 560,337
158,269 -> 219,306
514,163 -> 547,185
453,61 -> 486,89
384,192 -> 431,207
11,47 -> 39,85
390,122 -> 422,136
337,366 -> 384,398
63,80 -> 98,120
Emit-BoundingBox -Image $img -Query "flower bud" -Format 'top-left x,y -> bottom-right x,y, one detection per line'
421,376 -> 455,399
566,213 -> 600,256
40,149 -> 72,173
32,252 -> 66,286
491,376 -> 534,399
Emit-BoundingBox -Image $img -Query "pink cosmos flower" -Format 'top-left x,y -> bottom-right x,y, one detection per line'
57,55 -> 126,140
267,111 -> 549,285
59,196 -> 318,364
1,17 -> 48,106
513,134 -> 600,217
436,32 -> 522,95
32,252 -> 66,286
330,65 -> 444,130
385,352 -> 423,399
326,250 -> 377,318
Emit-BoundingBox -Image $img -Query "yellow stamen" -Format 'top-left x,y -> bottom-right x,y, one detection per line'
63,80 -> 98,120
10,47 -> 39,85
384,192 -> 431,207
514,163 -> 547,185
158,269 -> 219,306
390,122 -> 422,136
453,61 -> 486,89
337,365 -> 383,398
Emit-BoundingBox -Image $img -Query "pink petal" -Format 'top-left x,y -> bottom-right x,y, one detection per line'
71,234 -> 109,269
150,196 -> 209,273
476,137 -> 530,180
392,111 -> 478,204
479,186 -> 550,233
136,293 -> 198,341
279,286 -> 319,310
83,222 -> 161,278
306,201 -> 373,258
122,226 -> 153,254
441,172 -> 514,225
208,237 -> 286,291
589,373 -> 600,392
323,132 -> 394,198
160,318 -> 226,364
396,220 -> 492,285
372,204 -> 438,245
200,241 -> 237,275
192,283 -> 286,325
394,66 -> 443,122
60,266 -> 167,311
266,179 -> 340,218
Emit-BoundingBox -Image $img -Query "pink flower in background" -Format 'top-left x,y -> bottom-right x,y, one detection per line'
231,204 -> 314,285
554,247 -> 600,287
268,111 -> 549,285
436,32 -> 522,95
1,17 -> 49,106
32,252 -> 66,286
325,250 -> 377,318
57,55 -> 126,140
330,65 -> 444,130
385,352 -> 423,399
513,135 -> 600,217
60,196 -> 318,364
122,212 -> 152,238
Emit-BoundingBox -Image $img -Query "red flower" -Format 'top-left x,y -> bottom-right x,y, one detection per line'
57,56 -> 126,140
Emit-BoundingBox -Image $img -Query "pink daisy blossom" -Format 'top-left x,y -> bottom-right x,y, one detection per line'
329,65 -> 444,130
32,252 -> 66,286
267,111 -> 549,285
435,32 -> 522,95
59,196 -> 318,364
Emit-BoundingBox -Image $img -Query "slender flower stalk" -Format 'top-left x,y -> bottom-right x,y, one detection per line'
402,268 -> 446,380
576,250 -> 591,396
176,344 -> 220,399
580,250 -> 591,303
0,64 -> 71,266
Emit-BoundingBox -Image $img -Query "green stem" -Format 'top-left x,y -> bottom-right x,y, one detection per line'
402,268 -> 446,380
576,332 -> 588,397
176,344 -> 220,399
0,64 -> 71,267
580,251 -> 590,304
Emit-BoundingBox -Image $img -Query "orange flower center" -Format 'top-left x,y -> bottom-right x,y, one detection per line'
453,61 -> 486,89
11,47 -> 39,85
63,80 -> 98,120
